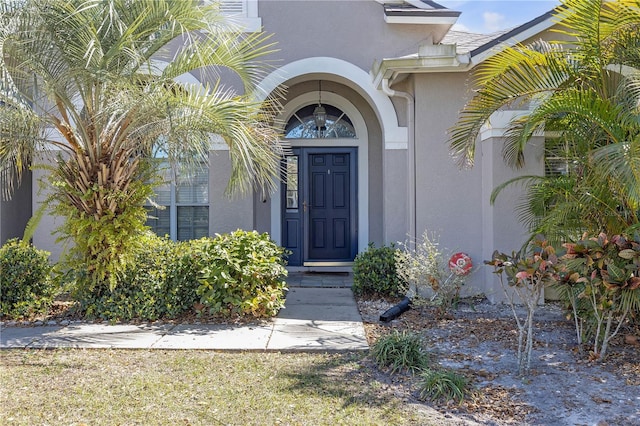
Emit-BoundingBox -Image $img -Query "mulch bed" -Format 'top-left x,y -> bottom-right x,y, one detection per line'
357,296 -> 640,425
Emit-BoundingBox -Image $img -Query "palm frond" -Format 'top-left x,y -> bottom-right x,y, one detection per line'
592,136 -> 640,206
449,41 -> 572,168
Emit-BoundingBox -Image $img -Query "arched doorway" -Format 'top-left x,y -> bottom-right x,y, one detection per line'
272,89 -> 369,267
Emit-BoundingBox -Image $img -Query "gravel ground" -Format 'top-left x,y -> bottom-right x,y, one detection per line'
357,296 -> 640,426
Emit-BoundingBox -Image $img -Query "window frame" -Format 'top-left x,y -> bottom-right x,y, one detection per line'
284,104 -> 357,139
214,0 -> 262,32
146,161 -> 210,241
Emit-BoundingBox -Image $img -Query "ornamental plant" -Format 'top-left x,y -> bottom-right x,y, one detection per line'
418,368 -> 468,404
486,238 -> 558,375
197,230 -> 288,318
79,233 -> 204,321
554,233 -> 640,360
0,0 -> 283,301
352,243 -> 405,297
395,230 -> 471,315
371,329 -> 429,374
0,238 -> 55,318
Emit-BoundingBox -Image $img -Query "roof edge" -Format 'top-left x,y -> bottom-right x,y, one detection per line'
470,8 -> 557,58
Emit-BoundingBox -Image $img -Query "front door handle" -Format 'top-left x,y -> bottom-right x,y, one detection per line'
303,200 -> 308,212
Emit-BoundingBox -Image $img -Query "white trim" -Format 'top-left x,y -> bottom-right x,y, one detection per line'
384,126 -> 409,150
605,63 -> 640,77
382,142 -> 407,150
209,0 -> 262,32
480,110 -> 532,140
270,92 -> 369,257
255,57 -> 407,150
209,134 -> 228,151
384,16 -> 458,25
371,15 -> 557,81
227,17 -> 261,32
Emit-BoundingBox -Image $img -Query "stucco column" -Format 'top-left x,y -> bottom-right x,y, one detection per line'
382,147 -> 409,244
480,111 -> 545,302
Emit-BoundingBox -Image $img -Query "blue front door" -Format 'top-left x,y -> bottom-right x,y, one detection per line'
282,147 -> 357,266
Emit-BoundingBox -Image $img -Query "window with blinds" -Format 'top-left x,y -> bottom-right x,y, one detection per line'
146,163 -> 209,241
209,0 -> 261,32
544,136 -> 575,177
219,0 -> 247,15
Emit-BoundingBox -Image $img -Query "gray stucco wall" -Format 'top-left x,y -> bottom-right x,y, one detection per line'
413,72 -> 483,239
208,151 -> 254,234
480,135 -> 545,301
32,153 -> 64,261
0,172 -> 32,245
22,1 -> 554,295
410,71 -> 547,299
410,72 -> 485,293
259,1 -> 443,71
382,148 -> 408,244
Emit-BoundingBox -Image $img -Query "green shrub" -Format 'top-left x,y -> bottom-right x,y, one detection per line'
197,230 -> 287,318
418,368 -> 468,403
0,239 -> 55,318
554,233 -> 640,360
371,329 -> 429,374
80,233 -> 203,321
353,243 -> 405,297
75,230 -> 287,321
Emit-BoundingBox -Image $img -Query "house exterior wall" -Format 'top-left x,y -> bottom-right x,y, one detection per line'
32,152 -> 64,261
411,72 -> 486,294
411,72 -> 546,299
10,1 -> 558,298
220,4 -> 560,275
208,151 -> 254,234
258,1 -> 439,71
212,0 -> 436,252
0,172 -> 32,245
480,132 -> 545,301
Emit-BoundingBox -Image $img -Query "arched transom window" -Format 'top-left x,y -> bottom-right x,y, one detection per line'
284,104 -> 356,139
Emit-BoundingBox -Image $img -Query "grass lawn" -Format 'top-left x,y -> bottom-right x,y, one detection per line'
1,349 -> 435,425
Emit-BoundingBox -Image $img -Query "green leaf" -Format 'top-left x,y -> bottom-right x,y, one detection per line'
606,263 -> 627,283
618,249 -> 638,260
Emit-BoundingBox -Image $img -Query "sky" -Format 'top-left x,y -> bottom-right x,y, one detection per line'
437,1 -> 561,33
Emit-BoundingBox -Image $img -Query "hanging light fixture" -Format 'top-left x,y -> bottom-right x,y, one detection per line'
313,80 -> 327,130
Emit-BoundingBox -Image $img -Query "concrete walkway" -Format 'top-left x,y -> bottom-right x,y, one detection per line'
0,273 -> 369,352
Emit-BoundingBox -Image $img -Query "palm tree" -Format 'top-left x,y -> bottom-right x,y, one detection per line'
0,0 -> 284,293
448,0 -> 640,244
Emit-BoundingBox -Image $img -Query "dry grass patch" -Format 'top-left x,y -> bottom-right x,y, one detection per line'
1,349 -> 448,426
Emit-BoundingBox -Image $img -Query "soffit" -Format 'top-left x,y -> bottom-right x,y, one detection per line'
371,7 -> 559,89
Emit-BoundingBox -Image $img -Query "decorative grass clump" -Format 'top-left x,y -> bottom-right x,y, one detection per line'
371,330 -> 429,374
418,368 -> 468,403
